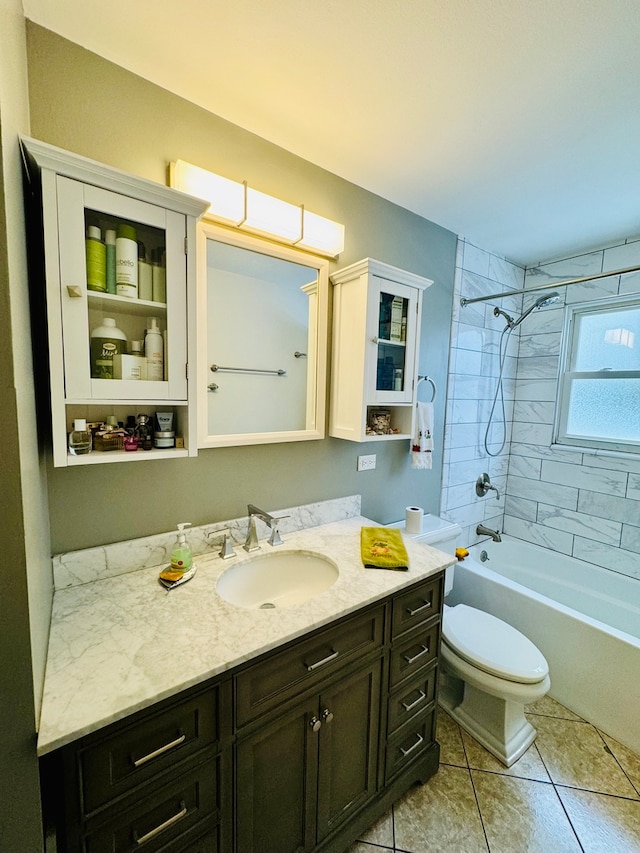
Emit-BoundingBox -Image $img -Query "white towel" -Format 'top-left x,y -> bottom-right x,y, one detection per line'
411,402 -> 434,470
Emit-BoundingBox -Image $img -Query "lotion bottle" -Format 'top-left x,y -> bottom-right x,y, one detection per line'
85,226 -> 106,292
145,317 -> 164,381
105,229 -> 117,294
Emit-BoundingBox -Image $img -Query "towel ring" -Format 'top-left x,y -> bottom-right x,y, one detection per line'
416,375 -> 436,403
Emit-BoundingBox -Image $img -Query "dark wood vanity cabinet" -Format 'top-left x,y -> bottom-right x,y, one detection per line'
42,572 -> 444,853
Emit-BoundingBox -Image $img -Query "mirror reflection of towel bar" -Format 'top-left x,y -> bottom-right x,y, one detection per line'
210,364 -> 286,376
416,375 -> 436,403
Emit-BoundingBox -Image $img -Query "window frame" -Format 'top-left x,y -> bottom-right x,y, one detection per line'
554,293 -> 640,455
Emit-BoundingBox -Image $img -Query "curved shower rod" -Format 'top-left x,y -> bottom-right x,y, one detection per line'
459,262 -> 640,307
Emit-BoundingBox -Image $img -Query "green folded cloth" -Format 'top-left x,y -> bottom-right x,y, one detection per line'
361,527 -> 409,571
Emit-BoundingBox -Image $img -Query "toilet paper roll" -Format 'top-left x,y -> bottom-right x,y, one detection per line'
405,506 -> 424,534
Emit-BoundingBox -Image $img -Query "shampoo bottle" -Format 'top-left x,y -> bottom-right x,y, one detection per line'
105,229 -> 117,294
137,241 -> 153,301
170,522 -> 192,573
90,317 -> 127,379
115,224 -> 138,297
85,226 -> 106,292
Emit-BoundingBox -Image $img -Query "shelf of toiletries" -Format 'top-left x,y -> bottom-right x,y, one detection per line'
21,136 -> 208,467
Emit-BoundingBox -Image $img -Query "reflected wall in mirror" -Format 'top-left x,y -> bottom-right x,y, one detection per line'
197,223 -> 329,447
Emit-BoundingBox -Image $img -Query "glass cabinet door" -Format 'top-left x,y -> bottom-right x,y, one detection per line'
57,177 -> 187,402
367,277 -> 418,404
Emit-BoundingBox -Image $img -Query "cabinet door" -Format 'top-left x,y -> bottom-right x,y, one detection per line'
235,702 -> 318,853
366,276 -> 419,405
56,176 -> 187,402
316,659 -> 382,842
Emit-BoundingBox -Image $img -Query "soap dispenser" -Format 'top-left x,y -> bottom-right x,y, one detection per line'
159,523 -> 196,590
170,522 -> 193,573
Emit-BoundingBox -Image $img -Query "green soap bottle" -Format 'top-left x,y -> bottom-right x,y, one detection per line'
170,522 -> 193,573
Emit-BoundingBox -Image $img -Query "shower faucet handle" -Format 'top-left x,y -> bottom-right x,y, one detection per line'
476,473 -> 500,501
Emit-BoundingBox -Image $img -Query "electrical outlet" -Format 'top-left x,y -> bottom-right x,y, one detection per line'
357,454 -> 376,472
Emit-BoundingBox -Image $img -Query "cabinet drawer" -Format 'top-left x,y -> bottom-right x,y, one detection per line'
385,707 -> 436,783
83,761 -> 218,853
392,575 -> 442,638
389,621 -> 440,689
387,664 -> 437,735
80,686 -> 220,814
236,605 -> 384,726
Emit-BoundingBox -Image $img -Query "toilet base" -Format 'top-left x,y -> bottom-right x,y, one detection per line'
440,679 -> 537,766
438,658 -> 549,767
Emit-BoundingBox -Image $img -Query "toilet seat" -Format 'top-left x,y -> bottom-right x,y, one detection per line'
443,604 -> 548,684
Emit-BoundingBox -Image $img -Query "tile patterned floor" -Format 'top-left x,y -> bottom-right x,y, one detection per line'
347,697 -> 640,852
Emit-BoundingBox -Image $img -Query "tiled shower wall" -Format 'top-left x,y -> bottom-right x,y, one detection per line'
442,236 -> 640,582
441,239 -> 524,545
505,238 -> 640,581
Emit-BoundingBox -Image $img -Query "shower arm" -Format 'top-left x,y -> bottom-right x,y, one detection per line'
459,263 -> 640,307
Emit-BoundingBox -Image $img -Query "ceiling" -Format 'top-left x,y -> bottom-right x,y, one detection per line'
22,0 -> 640,267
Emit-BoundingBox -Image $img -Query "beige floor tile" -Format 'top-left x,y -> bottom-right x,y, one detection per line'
437,709 -> 467,768
525,694 -> 583,721
460,728 -> 551,782
599,731 -> 640,796
557,787 -> 640,853
344,844 -> 389,853
394,764 -> 488,852
471,770 -> 582,852
356,810 -> 394,847
534,716 -> 639,797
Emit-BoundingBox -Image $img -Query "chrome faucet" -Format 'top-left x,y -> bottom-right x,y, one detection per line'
476,473 -> 500,501
476,524 -> 502,543
243,504 -> 289,551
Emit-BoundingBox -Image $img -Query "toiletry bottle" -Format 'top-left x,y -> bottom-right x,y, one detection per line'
85,225 -> 106,292
152,247 -> 166,303
170,522 -> 192,573
137,241 -> 153,301
68,418 -> 92,455
105,229 -> 117,294
90,317 -> 127,378
135,413 -> 153,450
145,318 -> 164,381
115,223 -> 138,297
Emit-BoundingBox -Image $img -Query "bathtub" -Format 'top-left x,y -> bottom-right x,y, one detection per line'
446,535 -> 640,754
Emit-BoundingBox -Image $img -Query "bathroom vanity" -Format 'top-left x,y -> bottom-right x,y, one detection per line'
38,518 -> 451,852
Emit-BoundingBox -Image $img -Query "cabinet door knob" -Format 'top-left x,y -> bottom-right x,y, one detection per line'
66,285 -> 83,298
371,336 -> 379,344
322,708 -> 334,724
309,716 -> 322,733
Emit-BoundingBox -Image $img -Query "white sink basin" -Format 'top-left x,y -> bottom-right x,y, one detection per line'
216,550 -> 339,609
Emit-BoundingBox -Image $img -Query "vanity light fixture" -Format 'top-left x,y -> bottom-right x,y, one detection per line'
170,159 -> 345,258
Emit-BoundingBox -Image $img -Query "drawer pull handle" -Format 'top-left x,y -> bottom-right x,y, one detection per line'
406,599 -> 432,617
403,644 -> 430,665
132,732 -> 186,768
310,716 -> 322,733
306,649 -> 339,672
322,708 -> 334,724
401,689 -> 427,712
400,733 -> 424,757
133,800 -> 188,845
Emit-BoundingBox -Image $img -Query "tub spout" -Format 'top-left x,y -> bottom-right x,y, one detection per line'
476,524 -> 502,542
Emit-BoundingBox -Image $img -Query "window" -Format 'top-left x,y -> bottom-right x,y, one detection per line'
555,296 -> 640,454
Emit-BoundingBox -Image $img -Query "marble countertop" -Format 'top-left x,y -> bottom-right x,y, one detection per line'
38,517 -> 453,755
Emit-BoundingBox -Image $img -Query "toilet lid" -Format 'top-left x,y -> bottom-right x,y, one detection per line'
443,604 -> 549,684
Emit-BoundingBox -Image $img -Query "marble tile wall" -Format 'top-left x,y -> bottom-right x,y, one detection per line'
441,239 -> 525,546
505,236 -> 640,580
52,494 -> 361,589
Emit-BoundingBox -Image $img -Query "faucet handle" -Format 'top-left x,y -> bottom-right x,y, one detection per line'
208,527 -> 235,559
268,516 -> 289,547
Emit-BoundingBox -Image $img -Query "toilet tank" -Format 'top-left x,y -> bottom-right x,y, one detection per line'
385,515 -> 461,595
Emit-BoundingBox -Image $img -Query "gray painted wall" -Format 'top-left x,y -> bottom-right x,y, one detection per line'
26,24 -> 457,555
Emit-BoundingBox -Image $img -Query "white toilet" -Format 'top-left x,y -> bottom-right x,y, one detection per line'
389,515 -> 550,766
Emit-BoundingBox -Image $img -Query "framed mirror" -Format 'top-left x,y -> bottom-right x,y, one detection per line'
196,222 -> 329,447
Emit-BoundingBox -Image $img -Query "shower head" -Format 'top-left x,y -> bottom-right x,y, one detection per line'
494,291 -> 560,329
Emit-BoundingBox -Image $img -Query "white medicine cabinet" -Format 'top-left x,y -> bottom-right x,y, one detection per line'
196,222 -> 329,448
21,137 -> 208,467
330,258 -> 432,442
